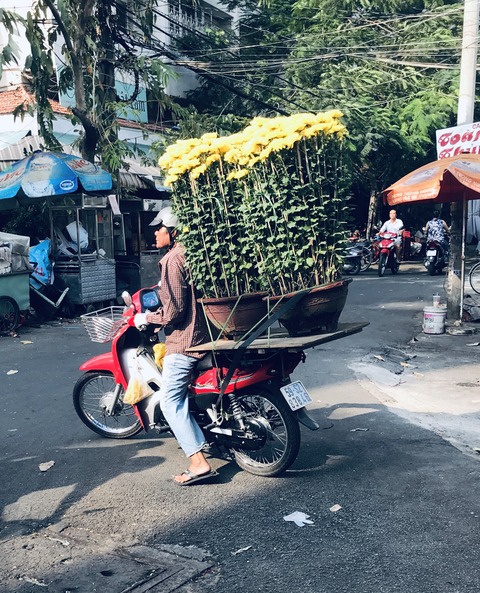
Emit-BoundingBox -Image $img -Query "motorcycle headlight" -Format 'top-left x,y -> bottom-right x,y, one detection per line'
121,291 -> 133,307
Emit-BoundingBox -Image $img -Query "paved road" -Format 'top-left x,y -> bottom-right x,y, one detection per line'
1,262 -> 480,593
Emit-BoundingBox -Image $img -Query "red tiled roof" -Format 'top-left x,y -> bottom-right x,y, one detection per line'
0,85 -> 71,116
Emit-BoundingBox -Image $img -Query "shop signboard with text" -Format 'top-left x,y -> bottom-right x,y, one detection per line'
436,122 -> 480,159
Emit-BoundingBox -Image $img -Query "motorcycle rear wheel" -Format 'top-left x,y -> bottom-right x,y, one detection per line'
348,259 -> 361,275
231,388 -> 300,477
73,371 -> 143,438
378,253 -> 387,277
427,262 -> 436,276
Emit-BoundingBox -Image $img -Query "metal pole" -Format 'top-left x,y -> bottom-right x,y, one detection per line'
457,0 -> 479,125
460,195 -> 467,317
448,0 -> 479,320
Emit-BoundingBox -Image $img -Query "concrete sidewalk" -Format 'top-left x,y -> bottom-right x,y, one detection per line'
350,314 -> 480,459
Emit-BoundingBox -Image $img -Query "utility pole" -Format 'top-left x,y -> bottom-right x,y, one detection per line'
447,0 -> 479,320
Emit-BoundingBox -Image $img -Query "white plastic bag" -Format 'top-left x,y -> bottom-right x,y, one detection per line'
66,221 -> 89,250
124,371 -> 154,406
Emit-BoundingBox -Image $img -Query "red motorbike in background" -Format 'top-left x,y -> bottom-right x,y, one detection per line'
424,239 -> 448,276
376,232 -> 400,277
73,286 -> 320,477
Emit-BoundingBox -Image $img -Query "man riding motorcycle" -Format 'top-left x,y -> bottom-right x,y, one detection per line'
379,209 -> 404,262
136,206 -> 216,486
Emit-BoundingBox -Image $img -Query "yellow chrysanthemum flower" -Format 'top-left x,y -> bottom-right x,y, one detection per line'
157,109 -> 346,184
190,164 -> 208,179
225,169 -> 249,181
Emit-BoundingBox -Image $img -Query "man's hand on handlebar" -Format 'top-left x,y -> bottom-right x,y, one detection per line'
134,313 -> 149,329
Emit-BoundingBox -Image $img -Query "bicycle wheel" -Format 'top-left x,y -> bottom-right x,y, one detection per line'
469,262 -> 480,294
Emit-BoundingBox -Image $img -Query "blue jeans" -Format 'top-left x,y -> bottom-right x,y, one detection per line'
160,353 -> 206,457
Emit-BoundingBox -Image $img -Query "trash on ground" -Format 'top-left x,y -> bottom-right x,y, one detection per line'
350,428 -> 369,432
22,577 -> 48,587
45,535 -> 70,546
21,340 -> 33,344
413,371 -> 425,377
6,369 -> 18,375
39,460 -> 55,472
283,511 -> 314,527
329,504 -> 342,512
232,545 -> 252,555
373,355 -> 385,361
467,342 -> 480,347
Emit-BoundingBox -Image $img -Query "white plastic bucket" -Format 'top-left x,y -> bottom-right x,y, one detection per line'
423,306 -> 446,334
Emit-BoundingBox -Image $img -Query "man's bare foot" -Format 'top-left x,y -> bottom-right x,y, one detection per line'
174,467 -> 217,485
174,451 -> 212,484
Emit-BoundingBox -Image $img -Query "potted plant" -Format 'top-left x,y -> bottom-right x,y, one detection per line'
158,111 -> 351,337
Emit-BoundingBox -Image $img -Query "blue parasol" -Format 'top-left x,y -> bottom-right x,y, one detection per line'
0,151 -> 113,210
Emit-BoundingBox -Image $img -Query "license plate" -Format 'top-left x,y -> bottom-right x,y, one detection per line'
426,250 -> 437,256
280,381 -> 313,411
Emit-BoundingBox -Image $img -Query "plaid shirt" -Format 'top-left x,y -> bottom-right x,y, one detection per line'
145,243 -> 208,359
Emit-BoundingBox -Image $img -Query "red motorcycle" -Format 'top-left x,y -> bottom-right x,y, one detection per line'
376,232 -> 400,277
73,286 -> 322,477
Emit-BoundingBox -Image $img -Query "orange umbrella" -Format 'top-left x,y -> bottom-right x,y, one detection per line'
382,153 -> 480,206
382,153 -> 480,320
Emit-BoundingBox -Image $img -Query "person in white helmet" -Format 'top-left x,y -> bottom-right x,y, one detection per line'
139,206 -> 215,485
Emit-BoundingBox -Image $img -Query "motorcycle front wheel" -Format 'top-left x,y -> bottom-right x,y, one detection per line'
73,371 -> 143,439
231,388 -> 301,477
378,253 -> 387,277
391,259 -> 400,274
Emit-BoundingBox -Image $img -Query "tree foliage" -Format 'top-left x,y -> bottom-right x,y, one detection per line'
184,0 -> 466,225
1,0 -> 174,169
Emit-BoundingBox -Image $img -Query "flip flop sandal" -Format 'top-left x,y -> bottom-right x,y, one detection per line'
175,469 -> 218,486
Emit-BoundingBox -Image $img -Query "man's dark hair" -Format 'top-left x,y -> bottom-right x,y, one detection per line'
433,210 -> 440,218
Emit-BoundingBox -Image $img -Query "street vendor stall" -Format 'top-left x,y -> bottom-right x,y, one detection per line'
114,197 -> 171,294
49,193 -> 117,308
0,151 -> 114,312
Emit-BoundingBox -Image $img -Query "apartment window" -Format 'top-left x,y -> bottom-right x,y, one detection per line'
167,0 -> 232,36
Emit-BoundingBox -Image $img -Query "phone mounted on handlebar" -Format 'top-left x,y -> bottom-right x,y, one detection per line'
139,287 -> 161,312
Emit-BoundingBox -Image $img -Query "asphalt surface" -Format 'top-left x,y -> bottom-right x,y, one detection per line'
1,261 -> 480,593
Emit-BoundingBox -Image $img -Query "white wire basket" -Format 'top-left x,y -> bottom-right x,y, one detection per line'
80,306 -> 126,343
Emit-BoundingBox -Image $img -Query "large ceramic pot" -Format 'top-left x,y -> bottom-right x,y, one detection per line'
198,292 -> 269,339
264,278 -> 352,336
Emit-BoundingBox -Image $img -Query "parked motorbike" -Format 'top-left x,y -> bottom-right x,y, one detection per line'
355,239 -> 380,272
73,286 -> 320,477
342,244 -> 363,275
376,232 -> 400,277
424,239 -> 448,276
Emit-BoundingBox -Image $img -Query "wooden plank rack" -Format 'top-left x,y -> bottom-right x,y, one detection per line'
188,322 -> 369,353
